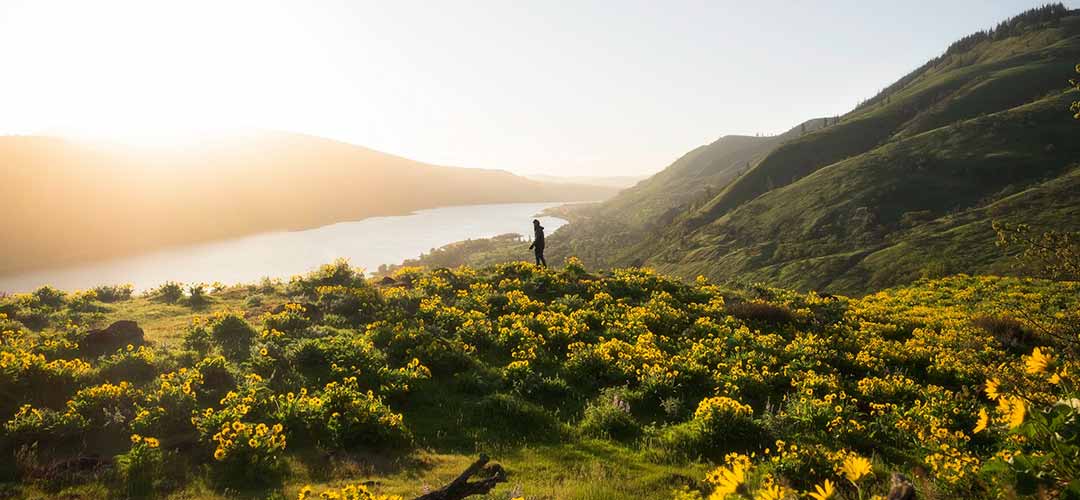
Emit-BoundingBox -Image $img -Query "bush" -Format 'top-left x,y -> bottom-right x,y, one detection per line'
473,393 -> 562,443
187,283 -> 209,307
32,286 -> 67,309
972,314 -> 1034,352
579,389 -> 641,441
155,282 -> 184,303
209,312 -> 258,360
288,259 -> 367,298
117,435 -> 164,497
209,420 -> 287,486
725,300 -> 795,323
97,345 -> 161,383
319,377 -> 410,449
92,284 -> 134,303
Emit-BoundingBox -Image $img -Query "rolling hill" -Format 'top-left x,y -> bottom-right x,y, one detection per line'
0,132 -> 616,275
544,4 -> 1080,294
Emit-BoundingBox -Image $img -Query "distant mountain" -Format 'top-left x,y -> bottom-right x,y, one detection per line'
547,4 -> 1080,294
523,174 -> 650,189
0,132 -> 616,275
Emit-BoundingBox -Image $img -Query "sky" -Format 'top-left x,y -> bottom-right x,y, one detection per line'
0,0 -> 1074,177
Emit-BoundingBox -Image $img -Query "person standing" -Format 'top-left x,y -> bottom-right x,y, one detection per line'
528,219 -> 547,267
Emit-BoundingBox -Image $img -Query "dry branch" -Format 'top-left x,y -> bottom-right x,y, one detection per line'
413,454 -> 507,500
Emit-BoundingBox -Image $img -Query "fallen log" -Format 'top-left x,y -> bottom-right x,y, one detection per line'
413,454 -> 507,500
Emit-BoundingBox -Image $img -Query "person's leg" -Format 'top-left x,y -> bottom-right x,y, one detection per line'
539,249 -> 547,267
534,248 -> 542,265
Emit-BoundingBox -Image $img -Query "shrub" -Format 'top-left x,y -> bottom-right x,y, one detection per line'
31,286 -> 67,309
194,355 -> 236,405
183,320 -> 212,355
97,345 -> 160,383
117,434 -> 164,497
288,259 -> 367,298
690,396 -> 760,453
155,282 -> 184,303
972,314 -> 1034,352
187,283 -> 210,307
319,377 -> 410,449
209,420 -> 287,486
209,312 -> 258,360
725,300 -> 795,323
314,285 -> 382,324
261,303 -> 311,335
92,284 -> 134,303
473,393 -> 562,443
579,388 -> 641,441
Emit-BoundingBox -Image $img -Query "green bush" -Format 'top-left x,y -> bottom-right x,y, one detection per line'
209,312 -> 257,360
116,435 -> 164,497
97,345 -> 161,383
155,282 -> 184,303
473,393 -> 562,443
92,284 -> 134,303
579,388 -> 641,441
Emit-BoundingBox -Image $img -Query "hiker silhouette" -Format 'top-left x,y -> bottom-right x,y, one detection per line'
528,219 -> 547,267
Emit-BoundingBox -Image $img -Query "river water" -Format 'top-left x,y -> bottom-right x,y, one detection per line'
0,202 -> 569,292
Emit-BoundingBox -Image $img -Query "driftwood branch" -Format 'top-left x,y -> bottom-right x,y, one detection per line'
413,454 -> 507,500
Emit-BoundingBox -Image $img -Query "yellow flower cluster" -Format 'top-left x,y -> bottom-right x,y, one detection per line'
211,420 -> 286,461
297,482 -> 402,500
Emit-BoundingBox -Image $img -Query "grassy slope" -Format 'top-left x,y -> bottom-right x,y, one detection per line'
401,13 -> 1080,295
555,13 -> 1080,295
541,120 -> 827,268
3,264 -> 1079,499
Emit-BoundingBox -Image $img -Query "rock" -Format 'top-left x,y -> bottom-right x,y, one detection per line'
80,320 -> 144,356
887,472 -> 916,500
378,276 -> 397,286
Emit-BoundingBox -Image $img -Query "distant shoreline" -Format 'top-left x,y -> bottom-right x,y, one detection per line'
0,201 -> 579,293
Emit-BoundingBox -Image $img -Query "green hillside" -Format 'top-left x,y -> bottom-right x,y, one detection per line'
543,5 -> 1080,295
1,261 -> 1077,498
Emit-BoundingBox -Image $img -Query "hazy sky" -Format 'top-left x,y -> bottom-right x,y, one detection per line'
0,1 -> 1074,176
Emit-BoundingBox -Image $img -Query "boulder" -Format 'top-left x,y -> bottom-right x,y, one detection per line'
80,320 -> 144,356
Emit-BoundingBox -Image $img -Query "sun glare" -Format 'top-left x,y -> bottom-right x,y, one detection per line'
3,0 -> 326,148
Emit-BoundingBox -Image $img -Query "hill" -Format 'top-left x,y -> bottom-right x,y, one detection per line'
0,262 -> 1076,498
540,5 -> 1080,294
0,132 -> 616,275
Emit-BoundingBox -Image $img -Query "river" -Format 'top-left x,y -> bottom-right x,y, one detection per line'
0,202 -> 569,292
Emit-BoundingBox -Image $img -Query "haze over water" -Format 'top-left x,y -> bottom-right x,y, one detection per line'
0,202 -> 569,293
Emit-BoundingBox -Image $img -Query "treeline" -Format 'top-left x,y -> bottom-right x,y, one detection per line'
853,3 -> 1071,112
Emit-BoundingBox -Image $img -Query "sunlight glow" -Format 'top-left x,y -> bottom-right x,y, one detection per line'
3,0 -> 337,147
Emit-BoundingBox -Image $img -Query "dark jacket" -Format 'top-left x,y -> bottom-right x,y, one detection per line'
529,225 -> 545,249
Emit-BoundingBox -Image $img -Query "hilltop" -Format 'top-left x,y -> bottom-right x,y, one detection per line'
0,132 -> 616,276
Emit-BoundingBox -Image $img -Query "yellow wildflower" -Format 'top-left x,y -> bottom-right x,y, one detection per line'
754,483 -> 791,500
708,460 -> 748,497
973,408 -> 988,434
985,378 -> 1000,400
840,455 -> 872,483
808,479 -> 835,500
1008,397 -> 1026,429
1025,347 -> 1051,374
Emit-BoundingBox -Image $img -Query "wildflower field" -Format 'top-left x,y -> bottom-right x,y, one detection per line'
0,259 -> 1077,499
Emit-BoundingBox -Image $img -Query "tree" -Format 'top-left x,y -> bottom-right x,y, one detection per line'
993,221 -> 1080,281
